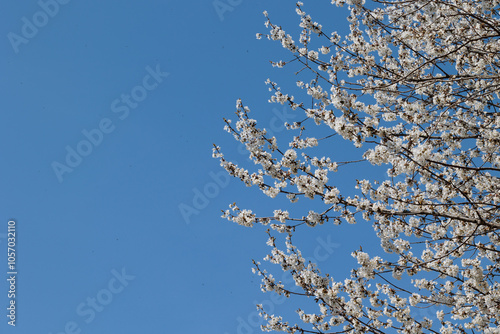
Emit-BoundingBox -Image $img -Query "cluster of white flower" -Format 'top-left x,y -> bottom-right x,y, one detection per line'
216,0 -> 500,333
221,203 -> 256,227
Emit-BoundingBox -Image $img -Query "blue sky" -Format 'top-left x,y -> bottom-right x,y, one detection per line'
0,1 -> 401,333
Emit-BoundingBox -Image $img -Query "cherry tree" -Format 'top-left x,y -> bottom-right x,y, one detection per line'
214,0 -> 500,333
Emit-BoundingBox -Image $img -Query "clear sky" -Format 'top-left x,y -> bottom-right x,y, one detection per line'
0,1 -> 402,333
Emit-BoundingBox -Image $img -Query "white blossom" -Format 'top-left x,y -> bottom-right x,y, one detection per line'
215,1 -> 500,333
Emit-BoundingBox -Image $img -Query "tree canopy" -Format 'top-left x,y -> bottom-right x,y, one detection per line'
214,1 -> 500,333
